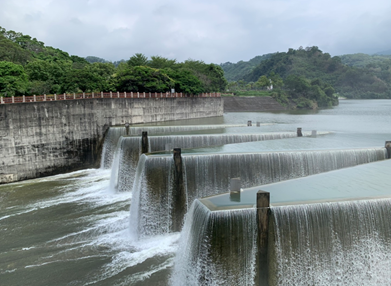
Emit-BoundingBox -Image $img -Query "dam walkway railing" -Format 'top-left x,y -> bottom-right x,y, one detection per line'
0,92 -> 221,104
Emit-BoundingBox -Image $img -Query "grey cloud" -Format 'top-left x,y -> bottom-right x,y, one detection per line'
1,0 -> 391,63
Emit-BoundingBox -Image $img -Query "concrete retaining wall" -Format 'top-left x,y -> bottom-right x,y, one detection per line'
224,96 -> 286,112
0,97 -> 223,183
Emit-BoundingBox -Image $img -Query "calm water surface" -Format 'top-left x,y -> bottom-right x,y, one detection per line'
1,100 -> 390,285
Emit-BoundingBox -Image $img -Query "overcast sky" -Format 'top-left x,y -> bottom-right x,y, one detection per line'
1,0 -> 391,64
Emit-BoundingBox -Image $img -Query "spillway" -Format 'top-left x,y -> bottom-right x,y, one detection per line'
171,200 -> 257,286
110,131 -> 330,192
174,158 -> 391,285
100,124 -> 257,169
270,199 -> 391,285
130,147 -> 387,239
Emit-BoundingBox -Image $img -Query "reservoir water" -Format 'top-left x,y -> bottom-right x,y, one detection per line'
1,99 -> 391,285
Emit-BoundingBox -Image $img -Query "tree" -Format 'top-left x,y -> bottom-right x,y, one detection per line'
0,61 -> 28,96
149,56 -> 176,69
60,67 -> 109,92
127,53 -> 149,67
163,68 -> 204,94
116,66 -> 174,92
255,75 -> 270,89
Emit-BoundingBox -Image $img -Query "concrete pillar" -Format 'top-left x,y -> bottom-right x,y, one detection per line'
247,120 -> 252,126
12,96 -> 15,103
83,92 -> 85,99
141,131 -> 149,154
125,123 -> 129,136
33,94 -> 36,102
137,92 -> 139,98
73,93 -> 76,100
44,94 -> 46,101
117,91 -> 120,98
92,92 -> 94,98
256,190 -> 270,286
54,94 -> 57,100
311,130 -> 317,137
110,91 -> 113,98
23,95 -> 25,103
230,177 -> 241,202
172,148 -> 186,232
297,127 -> 303,137
385,141 -> 391,159
62,93 -> 65,100
0,97 -> 3,104
143,92 -> 146,98
149,92 -> 151,98
101,91 -> 103,98
124,91 -> 127,98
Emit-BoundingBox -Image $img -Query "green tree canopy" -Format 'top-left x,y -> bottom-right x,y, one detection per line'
0,61 -> 28,96
127,53 -> 149,67
116,66 -> 174,92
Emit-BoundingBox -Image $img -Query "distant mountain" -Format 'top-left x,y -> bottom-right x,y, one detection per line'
339,53 -> 391,68
374,50 -> 391,55
223,46 -> 391,99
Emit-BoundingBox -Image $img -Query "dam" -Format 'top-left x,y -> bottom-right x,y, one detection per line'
1,99 -> 391,285
0,96 -> 223,183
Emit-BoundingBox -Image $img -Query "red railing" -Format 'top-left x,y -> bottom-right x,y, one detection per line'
0,92 -> 221,104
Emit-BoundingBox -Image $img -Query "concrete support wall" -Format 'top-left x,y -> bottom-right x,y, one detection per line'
0,97 -> 223,183
224,96 -> 286,112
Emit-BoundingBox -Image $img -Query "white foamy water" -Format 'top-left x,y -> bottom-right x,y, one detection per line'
0,168 -> 179,286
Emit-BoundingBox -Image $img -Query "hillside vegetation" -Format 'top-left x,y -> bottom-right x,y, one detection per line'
0,27 -> 226,97
221,47 -> 391,105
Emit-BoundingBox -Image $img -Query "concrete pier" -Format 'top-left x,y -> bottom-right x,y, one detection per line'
141,131 -> 149,154
297,128 -> 303,137
256,190 -> 270,286
385,141 -> 391,158
172,148 -> 186,232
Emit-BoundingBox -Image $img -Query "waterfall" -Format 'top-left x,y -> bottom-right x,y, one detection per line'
129,154 -> 174,238
270,199 -> 391,285
114,131 -> 330,192
182,148 -> 387,203
127,124 -> 249,135
100,127 -> 126,169
171,200 -> 257,286
130,148 -> 387,239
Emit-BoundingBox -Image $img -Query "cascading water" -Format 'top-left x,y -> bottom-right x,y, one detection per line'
171,200 -> 257,286
269,199 -> 391,285
114,132 -> 326,192
126,124 -> 249,135
130,148 -> 387,239
100,127 -> 127,169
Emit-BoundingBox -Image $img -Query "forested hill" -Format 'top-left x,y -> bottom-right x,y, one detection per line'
0,26 -> 227,97
221,47 -> 391,99
220,54 -> 273,81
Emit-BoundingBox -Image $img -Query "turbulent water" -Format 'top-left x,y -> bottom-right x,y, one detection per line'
270,199 -> 391,285
0,169 -> 179,286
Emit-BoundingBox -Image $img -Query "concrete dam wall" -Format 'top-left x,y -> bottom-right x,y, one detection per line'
0,97 -> 223,183
224,96 -> 286,112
